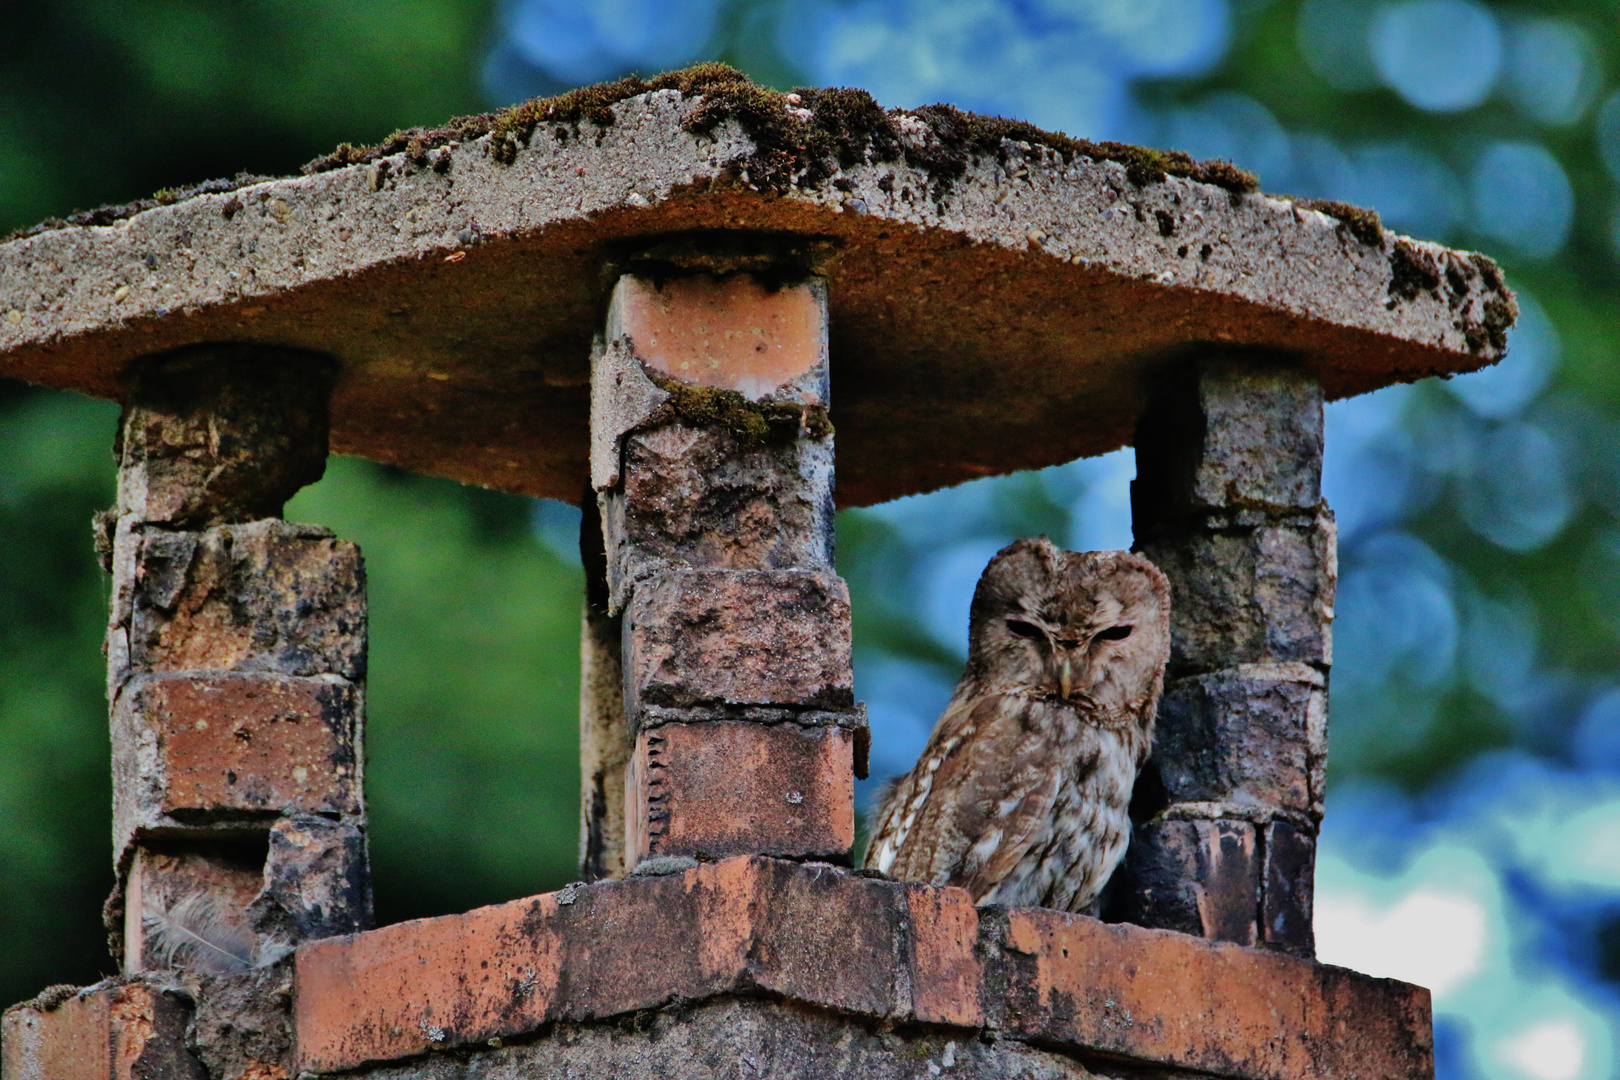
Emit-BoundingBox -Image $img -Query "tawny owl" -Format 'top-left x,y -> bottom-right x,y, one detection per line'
863,537 -> 1170,913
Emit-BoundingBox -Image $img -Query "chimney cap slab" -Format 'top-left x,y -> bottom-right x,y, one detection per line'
0,67 -> 1514,506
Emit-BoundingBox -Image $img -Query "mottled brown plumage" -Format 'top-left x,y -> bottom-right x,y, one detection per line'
863,538 -> 1170,912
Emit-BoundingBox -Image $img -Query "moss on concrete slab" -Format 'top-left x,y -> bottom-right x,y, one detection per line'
1293,198 -> 1384,248
9,64 -> 1263,245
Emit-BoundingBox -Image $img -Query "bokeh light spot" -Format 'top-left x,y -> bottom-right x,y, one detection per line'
1371,0 -> 1502,113
1469,141 -> 1574,258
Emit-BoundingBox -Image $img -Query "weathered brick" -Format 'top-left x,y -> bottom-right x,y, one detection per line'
1133,356 -> 1323,536
624,570 -> 853,712
1001,906 -> 1431,1080
1153,666 -> 1325,816
905,882 -> 986,1029
1262,820 -> 1315,958
602,425 -> 833,606
115,345 -> 334,528
1129,354 -> 1332,957
1107,819 -> 1259,946
293,860 -> 760,1072
747,860 -> 912,1019
112,673 -> 359,854
251,816 -> 372,947
125,520 -> 366,681
1138,512 -> 1335,675
625,721 -> 855,865
1,980 -> 205,1080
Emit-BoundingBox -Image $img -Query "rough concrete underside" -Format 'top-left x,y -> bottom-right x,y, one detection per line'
0,76 -> 1513,504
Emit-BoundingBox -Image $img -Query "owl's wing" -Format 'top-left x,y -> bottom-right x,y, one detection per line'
952,761 -> 1060,902
942,699 -> 1063,901
886,692 -> 1063,901
862,687 -> 985,875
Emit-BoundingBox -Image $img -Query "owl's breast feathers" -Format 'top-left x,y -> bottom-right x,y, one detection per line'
864,686 -> 1154,911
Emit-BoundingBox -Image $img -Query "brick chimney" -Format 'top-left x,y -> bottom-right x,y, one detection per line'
1,67 -> 1511,1080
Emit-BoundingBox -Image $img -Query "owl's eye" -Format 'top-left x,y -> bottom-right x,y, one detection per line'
1095,625 -> 1132,642
1005,618 -> 1043,640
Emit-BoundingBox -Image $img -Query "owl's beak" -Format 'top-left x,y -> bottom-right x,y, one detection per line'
1057,654 -> 1074,700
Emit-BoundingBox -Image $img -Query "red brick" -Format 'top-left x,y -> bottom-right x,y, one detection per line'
293,859 -> 759,1073
612,275 -> 827,400
1,980 -> 204,1080
113,673 -> 358,849
291,858 -> 1432,1080
906,884 -> 985,1028
624,721 -> 854,866
624,570 -> 853,711
1001,907 -> 1431,1080
747,861 -> 911,1019
2,989 -> 108,1080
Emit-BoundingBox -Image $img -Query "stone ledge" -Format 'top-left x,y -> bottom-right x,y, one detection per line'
292,856 -> 1430,1080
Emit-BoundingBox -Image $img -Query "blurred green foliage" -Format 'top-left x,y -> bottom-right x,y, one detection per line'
0,1 -> 492,232
0,0 -> 553,1004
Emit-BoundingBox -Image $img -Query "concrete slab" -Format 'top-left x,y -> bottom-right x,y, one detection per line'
0,67 -> 1513,505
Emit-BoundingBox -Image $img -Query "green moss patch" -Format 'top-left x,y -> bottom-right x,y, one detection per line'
3,173 -> 272,243
899,103 -> 1257,195
303,62 -> 1258,198
645,372 -> 833,447
1293,198 -> 1384,248
306,62 -> 753,172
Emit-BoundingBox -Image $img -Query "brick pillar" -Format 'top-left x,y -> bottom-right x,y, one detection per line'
1113,355 -> 1334,957
103,345 -> 371,974
586,266 -> 865,874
